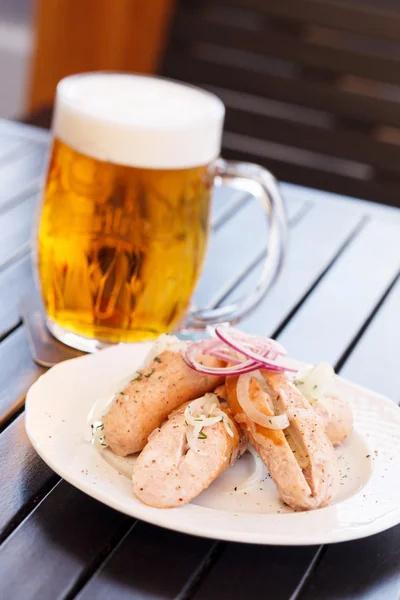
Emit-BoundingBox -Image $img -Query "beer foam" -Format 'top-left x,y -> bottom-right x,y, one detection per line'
53,73 -> 225,169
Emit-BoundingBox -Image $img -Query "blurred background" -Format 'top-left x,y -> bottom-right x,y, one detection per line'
2,0 -> 400,207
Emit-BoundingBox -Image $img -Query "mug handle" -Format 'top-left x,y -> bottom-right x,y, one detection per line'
183,158 -> 287,330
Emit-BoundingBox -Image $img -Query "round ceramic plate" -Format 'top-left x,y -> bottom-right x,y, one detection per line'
25,343 -> 400,545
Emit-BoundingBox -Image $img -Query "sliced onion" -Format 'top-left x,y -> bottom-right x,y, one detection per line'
183,339 -> 262,375
294,362 -> 335,415
186,423 -> 207,456
216,325 -> 287,355
184,394 -> 235,454
222,414 -> 235,438
236,372 -> 290,430
235,446 -> 266,492
206,348 -> 243,364
215,325 -> 296,373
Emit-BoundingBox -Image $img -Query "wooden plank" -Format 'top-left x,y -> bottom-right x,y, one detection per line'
0,145 -> 46,211
0,482 -> 131,600
0,414 -> 57,542
221,134 -> 400,207
341,274 -> 400,403
191,543 -> 318,600
222,103 -> 400,174
279,181 -> 400,224
276,218 -> 400,368
163,54 -> 400,130
0,192 -> 38,271
0,255 -> 33,339
173,16 -> 400,85
0,137 -> 27,165
0,119 -> 50,144
218,201 -> 364,330
210,0 -> 400,42
299,525 -> 400,600
77,521 -> 215,600
194,192 -> 307,309
0,327 -> 43,427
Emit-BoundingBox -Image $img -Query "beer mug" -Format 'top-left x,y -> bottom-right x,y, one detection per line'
36,73 -> 286,351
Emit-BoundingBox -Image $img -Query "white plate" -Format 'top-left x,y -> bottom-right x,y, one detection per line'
25,343 -> 400,545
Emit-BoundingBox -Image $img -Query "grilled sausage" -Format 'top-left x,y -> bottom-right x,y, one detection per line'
226,371 -> 340,510
133,391 -> 243,508
104,350 -> 223,456
311,394 -> 353,447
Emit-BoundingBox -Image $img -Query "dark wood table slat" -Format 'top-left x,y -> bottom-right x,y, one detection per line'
0,413 -> 57,542
0,145 -> 46,210
0,119 -> 50,144
340,275 -> 400,403
77,522 -> 216,600
277,218 -> 400,367
191,543 -> 318,600
222,103 -> 400,175
0,192 -> 37,271
0,254 -> 33,339
174,14 -> 400,86
195,192 -> 311,308
213,0 -> 400,41
164,53 -> 400,132
223,201 -> 364,335
298,526 -> 400,600
0,483 -> 131,600
221,133 -> 400,208
0,327 -> 43,428
0,136 -> 28,165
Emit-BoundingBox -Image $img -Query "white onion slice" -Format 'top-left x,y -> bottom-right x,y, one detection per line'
184,394 -> 235,454
236,372 -> 290,430
235,446 -> 266,492
294,362 -> 335,414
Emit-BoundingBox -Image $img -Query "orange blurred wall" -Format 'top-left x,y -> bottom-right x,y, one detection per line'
28,0 -> 175,113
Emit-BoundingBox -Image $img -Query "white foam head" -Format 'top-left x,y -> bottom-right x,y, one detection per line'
53,72 -> 225,169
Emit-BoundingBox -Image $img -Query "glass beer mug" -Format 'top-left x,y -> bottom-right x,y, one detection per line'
36,73 -> 286,351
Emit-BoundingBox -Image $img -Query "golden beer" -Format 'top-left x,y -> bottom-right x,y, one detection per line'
38,139 -> 211,343
36,73 -> 224,347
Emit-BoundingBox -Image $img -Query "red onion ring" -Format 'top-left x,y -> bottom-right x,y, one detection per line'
215,325 -> 297,373
181,327 -> 297,376
182,339 -> 262,375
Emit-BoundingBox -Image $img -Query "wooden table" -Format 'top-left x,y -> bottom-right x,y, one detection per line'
0,118 -> 399,600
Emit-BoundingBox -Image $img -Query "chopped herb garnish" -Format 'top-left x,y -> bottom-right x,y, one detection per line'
145,369 -> 155,379
154,356 -> 162,363
269,419 -> 272,425
133,371 -> 143,382
198,429 -> 207,440
229,450 -> 233,464
120,391 -> 125,395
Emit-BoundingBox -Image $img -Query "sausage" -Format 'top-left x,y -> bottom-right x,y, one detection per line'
311,394 -> 353,447
133,391 -> 243,508
226,371 -> 340,510
103,350 -> 223,456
